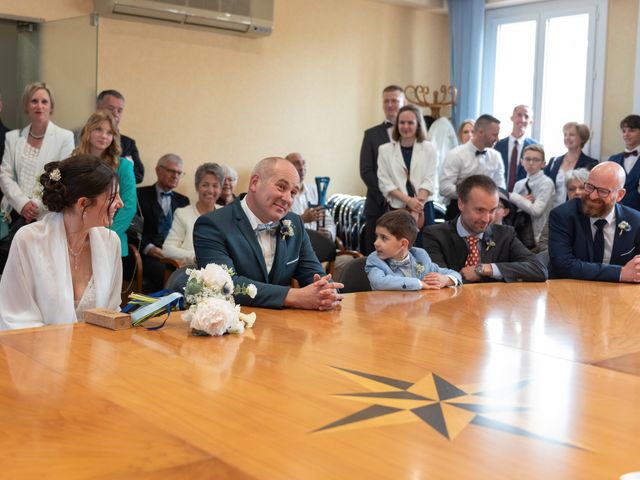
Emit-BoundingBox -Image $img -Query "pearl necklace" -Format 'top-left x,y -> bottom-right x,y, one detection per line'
67,238 -> 88,271
29,130 -> 45,140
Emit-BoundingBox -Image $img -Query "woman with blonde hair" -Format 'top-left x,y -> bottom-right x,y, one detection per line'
0,82 -> 74,223
73,110 -> 136,256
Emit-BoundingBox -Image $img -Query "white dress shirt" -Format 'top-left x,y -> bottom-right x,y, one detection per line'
290,182 -> 336,240
590,207 -> 616,265
440,141 -> 505,204
241,197 -> 276,272
509,170 -> 556,243
623,149 -> 639,174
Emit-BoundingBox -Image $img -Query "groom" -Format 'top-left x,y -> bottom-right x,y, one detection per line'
194,157 -> 343,309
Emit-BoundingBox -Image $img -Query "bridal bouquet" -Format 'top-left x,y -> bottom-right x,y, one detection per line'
182,264 -> 258,336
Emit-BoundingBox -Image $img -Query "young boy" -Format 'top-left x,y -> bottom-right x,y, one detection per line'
508,144 -> 555,246
365,210 -> 462,290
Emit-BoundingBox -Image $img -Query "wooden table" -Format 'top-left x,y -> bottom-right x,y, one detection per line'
1,280 -> 640,479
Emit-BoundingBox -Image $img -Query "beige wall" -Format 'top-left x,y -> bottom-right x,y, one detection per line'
601,0 -> 638,158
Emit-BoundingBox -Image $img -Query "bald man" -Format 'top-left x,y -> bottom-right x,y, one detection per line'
194,157 -> 343,310
549,161 -> 640,282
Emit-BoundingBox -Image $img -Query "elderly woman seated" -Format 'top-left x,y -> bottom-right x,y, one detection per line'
216,165 -> 238,206
162,162 -> 224,265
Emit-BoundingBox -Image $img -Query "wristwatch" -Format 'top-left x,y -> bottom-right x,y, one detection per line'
474,264 -> 485,277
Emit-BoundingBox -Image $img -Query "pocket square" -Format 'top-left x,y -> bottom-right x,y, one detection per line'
620,246 -> 635,257
286,257 -> 299,266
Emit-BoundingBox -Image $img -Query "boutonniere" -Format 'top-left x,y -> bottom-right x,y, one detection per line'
485,239 -> 496,251
415,263 -> 425,277
617,220 -> 631,236
280,219 -> 294,240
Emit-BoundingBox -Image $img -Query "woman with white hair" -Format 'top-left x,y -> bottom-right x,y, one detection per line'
217,165 -> 238,206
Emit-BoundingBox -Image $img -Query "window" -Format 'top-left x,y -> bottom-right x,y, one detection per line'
482,0 -> 607,159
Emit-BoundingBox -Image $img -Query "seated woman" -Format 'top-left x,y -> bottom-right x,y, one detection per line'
73,110 -> 136,258
0,155 -> 124,330
216,165 -> 238,206
162,162 -> 224,265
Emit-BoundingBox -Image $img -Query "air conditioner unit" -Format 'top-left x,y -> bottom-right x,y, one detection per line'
94,0 -> 273,37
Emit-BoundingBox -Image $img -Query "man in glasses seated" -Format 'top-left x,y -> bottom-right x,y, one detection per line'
137,153 -> 190,291
549,161 -> 640,282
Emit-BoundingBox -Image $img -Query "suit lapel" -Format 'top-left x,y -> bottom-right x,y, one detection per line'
610,203 -> 631,263
269,223 -> 287,283
576,200 -> 595,261
449,221 -> 468,268
233,201 -> 269,282
38,123 -> 56,166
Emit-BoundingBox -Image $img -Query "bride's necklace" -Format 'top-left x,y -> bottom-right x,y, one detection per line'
67,237 -> 88,271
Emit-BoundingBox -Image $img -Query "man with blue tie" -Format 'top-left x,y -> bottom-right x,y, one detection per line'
494,105 -> 538,192
549,161 -> 640,282
360,85 -> 405,254
194,157 -> 343,310
608,114 -> 640,211
137,153 -> 189,291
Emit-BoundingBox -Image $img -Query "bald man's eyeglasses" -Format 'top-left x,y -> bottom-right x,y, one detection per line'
583,182 -> 614,199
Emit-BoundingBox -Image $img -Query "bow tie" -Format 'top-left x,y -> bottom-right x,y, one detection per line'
161,191 -> 174,197
384,121 -> 394,128
388,257 -> 411,269
255,222 -> 277,233
623,150 -> 638,158
475,150 -> 487,156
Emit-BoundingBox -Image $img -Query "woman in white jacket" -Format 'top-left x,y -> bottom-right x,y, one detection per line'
377,104 -> 438,229
0,155 -> 124,330
0,82 -> 74,223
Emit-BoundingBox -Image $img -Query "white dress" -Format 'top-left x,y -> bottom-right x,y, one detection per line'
0,213 -> 122,330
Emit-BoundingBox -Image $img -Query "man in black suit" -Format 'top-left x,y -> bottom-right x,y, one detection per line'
97,89 -> 145,183
423,175 -> 547,283
137,153 -> 190,291
359,84 -> 405,254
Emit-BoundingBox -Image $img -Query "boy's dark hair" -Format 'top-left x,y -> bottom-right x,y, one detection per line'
376,210 -> 418,246
620,114 -> 640,130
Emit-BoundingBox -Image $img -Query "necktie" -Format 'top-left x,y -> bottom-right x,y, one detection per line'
464,236 -> 480,267
161,191 -> 174,197
623,150 -> 638,158
593,219 -> 607,263
255,222 -> 277,233
508,140 -> 518,192
475,150 -> 486,156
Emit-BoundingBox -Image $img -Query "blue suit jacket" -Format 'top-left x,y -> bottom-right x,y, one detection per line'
495,136 -> 537,186
543,152 -> 598,184
365,247 -> 462,291
609,152 -> 640,211
193,198 -> 325,308
548,198 -> 640,281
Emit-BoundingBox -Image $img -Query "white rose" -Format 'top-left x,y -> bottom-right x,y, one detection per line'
189,297 -> 238,336
201,264 -> 234,293
246,284 -> 257,299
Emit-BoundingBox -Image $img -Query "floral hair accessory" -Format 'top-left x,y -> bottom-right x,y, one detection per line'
49,168 -> 62,182
617,220 -> 631,236
280,219 -> 294,240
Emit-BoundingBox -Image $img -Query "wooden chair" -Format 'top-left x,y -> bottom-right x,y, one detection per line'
306,229 -> 363,276
121,243 -> 143,307
160,257 -> 183,287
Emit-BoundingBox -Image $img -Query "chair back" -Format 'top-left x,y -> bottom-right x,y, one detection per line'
340,256 -> 371,293
306,229 -> 337,263
165,265 -> 195,294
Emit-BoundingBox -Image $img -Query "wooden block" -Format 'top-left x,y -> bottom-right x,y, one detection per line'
84,308 -> 132,330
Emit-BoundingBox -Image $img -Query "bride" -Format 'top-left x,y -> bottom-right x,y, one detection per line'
0,154 -> 124,329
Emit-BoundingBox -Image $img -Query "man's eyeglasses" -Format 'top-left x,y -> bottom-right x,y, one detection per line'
160,165 -> 185,178
583,182 -> 614,199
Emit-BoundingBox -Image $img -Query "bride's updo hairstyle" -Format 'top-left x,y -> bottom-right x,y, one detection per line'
40,154 -> 118,213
